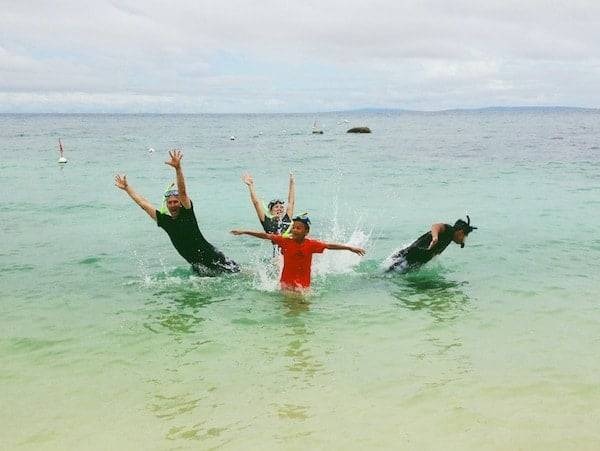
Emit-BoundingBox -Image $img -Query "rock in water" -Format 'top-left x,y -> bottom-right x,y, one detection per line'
347,127 -> 371,133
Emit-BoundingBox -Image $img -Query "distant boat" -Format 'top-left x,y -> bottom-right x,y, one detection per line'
230,136 -> 236,141
312,120 -> 324,134
57,138 -> 68,163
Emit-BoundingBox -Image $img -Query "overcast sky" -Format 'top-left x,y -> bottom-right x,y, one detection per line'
1,0 -> 599,113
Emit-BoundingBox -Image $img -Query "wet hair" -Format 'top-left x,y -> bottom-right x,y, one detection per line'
454,215 -> 477,248
268,199 -> 284,210
454,215 -> 477,234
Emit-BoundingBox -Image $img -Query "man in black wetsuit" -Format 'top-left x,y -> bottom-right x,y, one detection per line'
115,150 -> 239,274
386,216 -> 477,272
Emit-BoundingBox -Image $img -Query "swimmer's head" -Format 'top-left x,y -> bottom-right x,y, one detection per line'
268,199 -> 285,217
453,215 -> 477,248
164,188 -> 181,215
291,214 -> 310,238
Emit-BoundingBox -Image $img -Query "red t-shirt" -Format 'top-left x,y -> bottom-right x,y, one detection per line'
270,235 -> 327,289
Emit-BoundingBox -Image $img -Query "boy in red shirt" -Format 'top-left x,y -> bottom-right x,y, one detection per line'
231,215 -> 365,291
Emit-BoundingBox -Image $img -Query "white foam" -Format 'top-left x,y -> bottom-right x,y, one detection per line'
251,253 -> 282,292
313,229 -> 369,276
380,241 -> 413,272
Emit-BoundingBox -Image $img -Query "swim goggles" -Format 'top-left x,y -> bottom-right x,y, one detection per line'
292,213 -> 311,226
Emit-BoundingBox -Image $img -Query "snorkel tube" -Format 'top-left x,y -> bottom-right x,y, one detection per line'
454,215 -> 478,248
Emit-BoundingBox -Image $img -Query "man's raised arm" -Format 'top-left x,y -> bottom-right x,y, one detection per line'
165,149 -> 191,209
115,174 -> 157,221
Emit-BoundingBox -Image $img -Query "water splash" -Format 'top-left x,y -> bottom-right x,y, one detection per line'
250,253 -> 282,292
380,242 -> 412,273
314,228 -> 369,276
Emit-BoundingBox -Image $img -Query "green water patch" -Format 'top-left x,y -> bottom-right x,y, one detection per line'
2,336 -> 73,354
386,268 -> 471,322
78,253 -> 110,265
0,263 -> 35,273
17,430 -> 59,447
140,273 -> 242,336
145,310 -> 206,336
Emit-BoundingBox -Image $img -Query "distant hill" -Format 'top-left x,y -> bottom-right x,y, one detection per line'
340,106 -> 599,114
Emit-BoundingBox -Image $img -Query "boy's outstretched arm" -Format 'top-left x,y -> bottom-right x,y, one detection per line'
325,243 -> 366,256
230,230 -> 274,240
115,174 -> 157,221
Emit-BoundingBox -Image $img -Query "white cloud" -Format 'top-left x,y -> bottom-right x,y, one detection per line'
1,0 -> 599,112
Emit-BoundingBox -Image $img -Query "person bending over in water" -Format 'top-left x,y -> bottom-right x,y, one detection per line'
386,216 -> 477,273
242,172 -> 295,236
115,150 -> 239,274
231,214 -> 365,291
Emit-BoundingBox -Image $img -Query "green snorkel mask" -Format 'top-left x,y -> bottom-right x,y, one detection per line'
159,182 -> 178,215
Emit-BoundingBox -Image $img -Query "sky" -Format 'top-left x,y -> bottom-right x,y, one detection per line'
1,0 -> 600,113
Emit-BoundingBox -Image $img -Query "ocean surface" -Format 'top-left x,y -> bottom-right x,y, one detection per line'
1,111 -> 600,450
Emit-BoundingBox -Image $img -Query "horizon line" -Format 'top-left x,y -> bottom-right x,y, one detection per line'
1,105 -> 598,115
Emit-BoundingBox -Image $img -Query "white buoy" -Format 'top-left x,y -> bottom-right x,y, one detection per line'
230,136 -> 236,141
57,138 -> 68,164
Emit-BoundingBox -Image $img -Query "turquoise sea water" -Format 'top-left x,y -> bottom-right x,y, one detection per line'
2,111 -> 600,450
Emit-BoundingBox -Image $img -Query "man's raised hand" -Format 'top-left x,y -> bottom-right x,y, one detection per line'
242,173 -> 254,186
115,174 -> 128,190
165,149 -> 183,169
427,236 -> 438,250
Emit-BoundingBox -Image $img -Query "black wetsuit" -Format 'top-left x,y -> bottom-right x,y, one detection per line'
156,201 -> 239,274
387,224 -> 455,272
261,214 -> 291,235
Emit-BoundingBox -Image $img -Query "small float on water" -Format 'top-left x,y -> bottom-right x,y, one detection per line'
57,138 -> 68,163
347,126 -> 371,134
